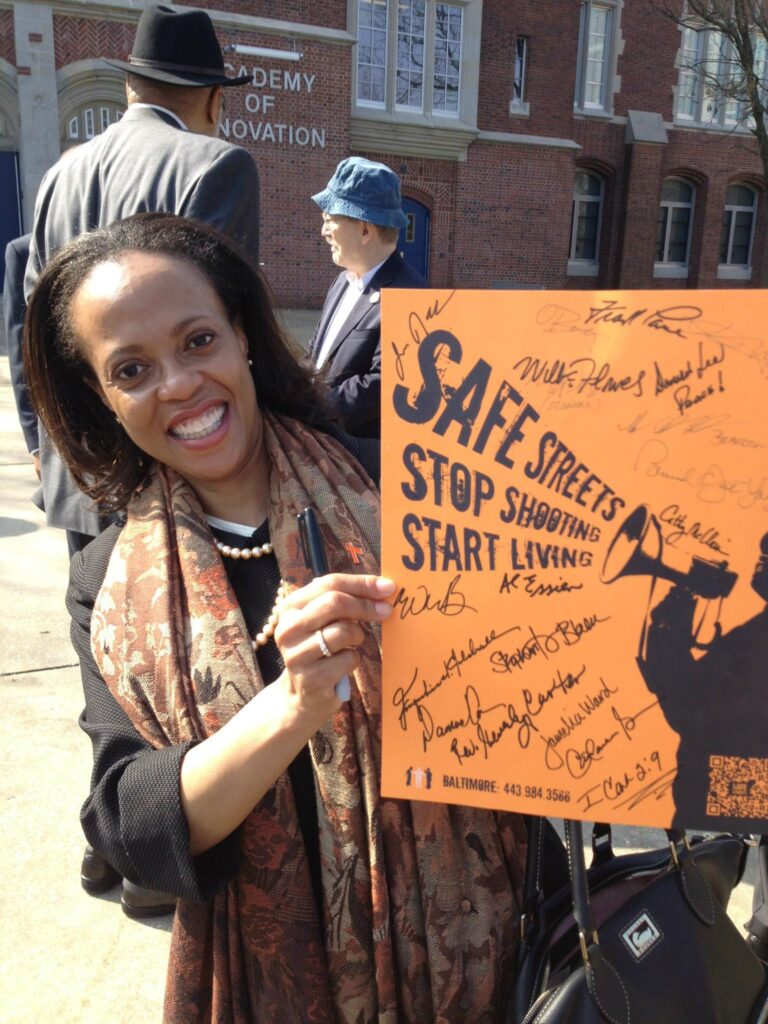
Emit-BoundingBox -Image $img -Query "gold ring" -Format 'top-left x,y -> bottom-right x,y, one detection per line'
317,628 -> 332,658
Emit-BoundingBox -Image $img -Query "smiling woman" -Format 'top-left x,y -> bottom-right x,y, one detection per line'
70,249 -> 269,523
22,214 -> 529,1024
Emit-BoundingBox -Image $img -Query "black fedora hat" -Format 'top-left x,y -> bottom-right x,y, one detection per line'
105,5 -> 250,88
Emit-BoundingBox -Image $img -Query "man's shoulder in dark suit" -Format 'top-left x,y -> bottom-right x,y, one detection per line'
372,249 -> 428,291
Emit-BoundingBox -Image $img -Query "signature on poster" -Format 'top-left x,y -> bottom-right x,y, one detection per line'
633,438 -> 768,512
616,407 -> 767,450
536,300 -> 704,339
658,503 -> 729,556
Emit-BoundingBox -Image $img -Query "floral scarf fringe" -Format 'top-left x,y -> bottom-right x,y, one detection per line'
91,413 -> 527,1023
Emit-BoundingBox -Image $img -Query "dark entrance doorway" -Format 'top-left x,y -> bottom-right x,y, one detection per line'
399,196 -> 430,280
0,151 -> 23,292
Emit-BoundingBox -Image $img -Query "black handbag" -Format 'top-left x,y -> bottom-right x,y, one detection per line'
506,819 -> 768,1023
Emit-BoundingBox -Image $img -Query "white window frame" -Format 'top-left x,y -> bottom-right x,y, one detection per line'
675,23 -> 753,129
568,171 -> 604,277
61,101 -> 126,150
574,0 -> 619,115
510,35 -> 530,117
718,184 -> 757,280
430,2 -> 464,115
654,178 -> 695,279
353,0 -> 475,122
356,0 -> 389,110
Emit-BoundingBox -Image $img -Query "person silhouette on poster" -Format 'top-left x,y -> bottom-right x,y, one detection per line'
642,533 -> 768,827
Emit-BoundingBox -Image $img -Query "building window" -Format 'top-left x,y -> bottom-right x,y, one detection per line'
718,184 -> 757,279
355,0 -> 465,118
357,0 -> 388,106
64,102 -> 124,147
432,4 -> 463,114
675,25 -> 754,127
575,1 -> 616,113
568,171 -> 603,276
513,37 -> 528,103
396,1 -> 426,110
509,35 -> 530,116
654,178 -> 694,278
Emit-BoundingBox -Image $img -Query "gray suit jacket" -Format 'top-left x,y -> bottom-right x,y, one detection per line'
24,105 -> 260,535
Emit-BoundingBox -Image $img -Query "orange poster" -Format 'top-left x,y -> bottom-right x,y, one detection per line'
380,289 -> 768,831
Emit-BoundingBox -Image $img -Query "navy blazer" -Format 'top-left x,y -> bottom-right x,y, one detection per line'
309,249 -> 427,438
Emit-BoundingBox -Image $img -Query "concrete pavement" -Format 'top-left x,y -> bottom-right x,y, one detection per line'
0,309 -> 760,1022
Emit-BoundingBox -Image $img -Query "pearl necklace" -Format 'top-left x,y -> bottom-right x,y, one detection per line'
213,536 -> 284,649
214,538 -> 273,560
251,580 -> 288,649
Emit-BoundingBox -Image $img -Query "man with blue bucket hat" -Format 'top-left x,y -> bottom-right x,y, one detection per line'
309,156 -> 427,438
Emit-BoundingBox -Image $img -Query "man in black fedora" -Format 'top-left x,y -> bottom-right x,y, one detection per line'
26,3 -> 259,299
19,3 -> 260,919
23,3 -> 261,550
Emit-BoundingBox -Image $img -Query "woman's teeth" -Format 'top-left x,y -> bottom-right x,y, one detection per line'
170,404 -> 226,440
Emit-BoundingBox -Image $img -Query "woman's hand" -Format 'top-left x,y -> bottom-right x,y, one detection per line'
274,573 -> 394,715
180,573 -> 394,856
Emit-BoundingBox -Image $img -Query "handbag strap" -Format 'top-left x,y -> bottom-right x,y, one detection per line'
522,818 -> 696,946
522,818 -> 621,919
565,821 -> 711,956
565,820 -> 598,956
521,817 -> 571,938
520,816 -> 554,939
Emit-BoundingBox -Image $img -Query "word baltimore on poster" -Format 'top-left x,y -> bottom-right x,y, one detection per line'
380,289 -> 768,832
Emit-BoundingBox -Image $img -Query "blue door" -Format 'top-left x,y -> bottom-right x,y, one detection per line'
399,197 -> 430,280
0,152 -> 23,292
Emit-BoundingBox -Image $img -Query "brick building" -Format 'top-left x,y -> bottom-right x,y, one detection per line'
0,0 -> 764,305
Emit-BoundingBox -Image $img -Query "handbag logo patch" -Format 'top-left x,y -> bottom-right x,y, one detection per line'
621,912 -> 662,960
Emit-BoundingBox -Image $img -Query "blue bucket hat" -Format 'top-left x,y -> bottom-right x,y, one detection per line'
312,157 -> 408,229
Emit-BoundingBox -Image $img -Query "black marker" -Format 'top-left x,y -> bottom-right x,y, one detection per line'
297,507 -> 351,701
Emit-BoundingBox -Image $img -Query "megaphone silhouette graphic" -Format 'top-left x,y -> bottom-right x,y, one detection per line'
601,504 -> 737,655
601,504 -> 737,600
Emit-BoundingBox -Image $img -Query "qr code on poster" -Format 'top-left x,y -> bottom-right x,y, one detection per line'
707,756 -> 768,818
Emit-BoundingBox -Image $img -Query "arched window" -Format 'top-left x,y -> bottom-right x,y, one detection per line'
57,62 -> 128,152
64,102 -> 124,147
719,184 -> 757,272
655,178 -> 694,277
568,170 -> 603,276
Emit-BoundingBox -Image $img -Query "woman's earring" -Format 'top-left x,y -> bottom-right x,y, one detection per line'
248,358 -> 253,367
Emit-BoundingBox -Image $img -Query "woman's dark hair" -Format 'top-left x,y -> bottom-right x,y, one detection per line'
24,213 -> 332,511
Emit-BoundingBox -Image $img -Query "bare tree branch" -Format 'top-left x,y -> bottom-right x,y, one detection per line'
649,1 -> 767,279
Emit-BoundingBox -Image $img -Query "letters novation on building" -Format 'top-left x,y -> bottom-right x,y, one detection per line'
1,1 -> 766,306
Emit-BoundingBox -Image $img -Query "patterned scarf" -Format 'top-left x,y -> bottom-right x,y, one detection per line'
91,413 -> 527,1023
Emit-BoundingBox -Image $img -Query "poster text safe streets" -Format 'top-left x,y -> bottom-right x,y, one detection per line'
380,290 -> 768,832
